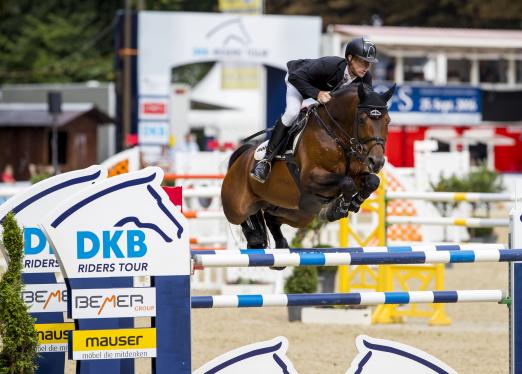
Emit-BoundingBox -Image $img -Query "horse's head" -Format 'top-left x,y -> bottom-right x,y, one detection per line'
327,83 -> 395,174
354,83 -> 395,173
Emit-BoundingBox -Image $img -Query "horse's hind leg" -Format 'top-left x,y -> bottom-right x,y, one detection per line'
264,213 -> 289,249
240,211 -> 268,248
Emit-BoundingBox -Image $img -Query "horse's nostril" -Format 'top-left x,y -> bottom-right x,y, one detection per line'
368,156 -> 383,172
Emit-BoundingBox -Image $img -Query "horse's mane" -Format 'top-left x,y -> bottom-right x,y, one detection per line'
331,83 -> 387,108
330,84 -> 358,98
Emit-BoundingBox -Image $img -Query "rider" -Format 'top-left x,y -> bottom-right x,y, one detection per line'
250,37 -> 379,184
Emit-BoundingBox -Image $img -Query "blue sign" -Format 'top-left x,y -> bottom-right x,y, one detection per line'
375,84 -> 482,125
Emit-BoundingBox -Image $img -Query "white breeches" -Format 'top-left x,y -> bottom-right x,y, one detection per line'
281,74 -> 303,127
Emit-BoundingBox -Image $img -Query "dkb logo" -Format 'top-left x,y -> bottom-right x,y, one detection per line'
24,227 -> 53,255
76,230 -> 147,259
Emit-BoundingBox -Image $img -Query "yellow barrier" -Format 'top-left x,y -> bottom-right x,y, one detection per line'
337,174 -> 451,325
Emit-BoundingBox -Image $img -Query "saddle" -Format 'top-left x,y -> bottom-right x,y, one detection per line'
253,103 -> 318,162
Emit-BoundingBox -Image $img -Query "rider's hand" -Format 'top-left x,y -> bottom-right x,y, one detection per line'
317,91 -> 331,104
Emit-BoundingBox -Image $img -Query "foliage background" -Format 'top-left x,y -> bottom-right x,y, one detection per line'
1,0 -> 521,84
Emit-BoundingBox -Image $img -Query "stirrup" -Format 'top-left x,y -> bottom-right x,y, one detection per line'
250,159 -> 272,183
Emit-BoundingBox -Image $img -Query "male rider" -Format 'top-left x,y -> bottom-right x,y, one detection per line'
250,37 -> 379,184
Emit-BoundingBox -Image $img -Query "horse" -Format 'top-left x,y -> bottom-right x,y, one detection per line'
221,82 -> 395,249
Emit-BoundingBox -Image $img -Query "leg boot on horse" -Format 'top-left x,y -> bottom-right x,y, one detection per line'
250,118 -> 290,184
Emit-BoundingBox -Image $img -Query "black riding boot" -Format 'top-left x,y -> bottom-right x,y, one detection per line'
250,118 -> 289,183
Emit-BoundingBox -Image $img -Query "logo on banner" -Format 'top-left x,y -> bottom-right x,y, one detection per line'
72,328 -> 156,360
139,97 -> 168,120
193,18 -> 268,59
35,323 -> 75,353
71,287 -> 156,319
41,168 -> 190,278
22,227 -> 61,272
22,284 -> 68,313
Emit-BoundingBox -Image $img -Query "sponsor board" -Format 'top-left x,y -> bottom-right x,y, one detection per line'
138,121 -> 169,145
35,323 -> 75,353
71,287 -> 156,319
41,167 -> 190,278
71,328 -> 156,360
139,97 -> 169,120
0,165 -> 106,273
22,284 -> 68,313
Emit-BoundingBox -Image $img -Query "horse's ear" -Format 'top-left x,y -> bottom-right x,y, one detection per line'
357,82 -> 368,101
380,84 -> 396,103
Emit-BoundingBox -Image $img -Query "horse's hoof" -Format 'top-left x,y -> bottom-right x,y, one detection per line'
269,266 -> 287,271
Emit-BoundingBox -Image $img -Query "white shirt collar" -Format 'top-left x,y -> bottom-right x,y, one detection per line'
343,66 -> 356,85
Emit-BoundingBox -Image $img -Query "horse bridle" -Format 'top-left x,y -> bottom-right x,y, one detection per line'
313,103 -> 387,167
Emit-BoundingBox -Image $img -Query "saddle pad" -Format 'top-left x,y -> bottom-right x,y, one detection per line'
253,127 -> 305,161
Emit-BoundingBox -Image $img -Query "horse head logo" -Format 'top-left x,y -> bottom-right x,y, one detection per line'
194,336 -> 298,374
346,335 -> 457,374
205,18 -> 251,47
0,165 -> 107,273
41,167 -> 189,278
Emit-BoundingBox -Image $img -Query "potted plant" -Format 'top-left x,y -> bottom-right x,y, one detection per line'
284,266 -> 317,321
291,219 -> 338,293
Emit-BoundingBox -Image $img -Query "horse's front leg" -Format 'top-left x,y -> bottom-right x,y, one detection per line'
317,175 -> 357,222
347,173 -> 381,213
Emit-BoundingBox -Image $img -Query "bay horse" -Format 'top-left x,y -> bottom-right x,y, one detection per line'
221,82 -> 395,249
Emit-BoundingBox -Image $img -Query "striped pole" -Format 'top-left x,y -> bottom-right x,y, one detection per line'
387,216 -> 509,227
192,243 -> 505,256
387,191 -> 514,202
183,211 -> 224,219
191,290 -> 505,308
193,248 -> 522,268
164,173 -> 225,180
189,236 -> 227,245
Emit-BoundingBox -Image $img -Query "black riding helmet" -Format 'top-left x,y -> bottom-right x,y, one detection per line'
345,37 -> 378,63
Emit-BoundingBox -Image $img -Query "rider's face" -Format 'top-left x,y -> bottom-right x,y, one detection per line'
348,56 -> 371,78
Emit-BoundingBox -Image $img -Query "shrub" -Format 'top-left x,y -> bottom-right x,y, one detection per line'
284,267 -> 317,294
0,213 -> 39,373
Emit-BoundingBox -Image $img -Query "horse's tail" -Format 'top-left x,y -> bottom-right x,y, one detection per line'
227,143 -> 254,170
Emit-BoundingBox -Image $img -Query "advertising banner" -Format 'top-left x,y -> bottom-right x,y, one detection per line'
41,167 -> 190,278
71,328 -> 156,361
22,284 -> 67,313
35,323 -> 75,353
71,287 -> 156,319
0,165 -> 107,273
376,84 -> 482,125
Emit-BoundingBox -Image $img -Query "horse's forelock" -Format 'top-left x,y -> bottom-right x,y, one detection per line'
360,90 -> 387,108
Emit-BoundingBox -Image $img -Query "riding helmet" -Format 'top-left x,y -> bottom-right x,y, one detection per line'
345,37 -> 378,63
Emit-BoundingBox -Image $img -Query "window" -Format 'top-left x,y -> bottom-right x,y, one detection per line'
403,57 -> 429,83
479,60 -> 508,83
47,131 -> 68,164
447,59 -> 471,83
371,51 -> 395,82
516,60 -> 522,83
